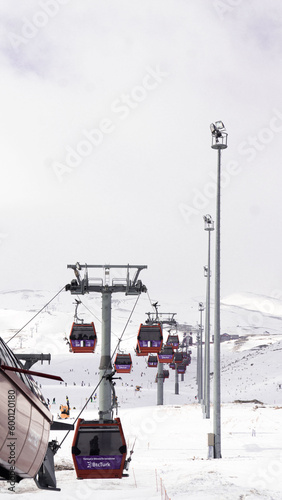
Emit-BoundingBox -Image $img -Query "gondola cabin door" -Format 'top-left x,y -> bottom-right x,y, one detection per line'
69,323 -> 97,353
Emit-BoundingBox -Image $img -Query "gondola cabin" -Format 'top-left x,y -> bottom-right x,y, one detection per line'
114,354 -> 132,374
147,355 -> 158,368
137,324 -> 163,354
157,346 -> 174,364
183,353 -> 191,365
177,364 -> 186,374
72,418 -> 127,479
0,338 -> 53,485
163,369 -> 169,379
69,322 -> 97,353
169,362 -> 175,370
174,352 -> 183,364
166,334 -> 179,350
183,357 -> 191,366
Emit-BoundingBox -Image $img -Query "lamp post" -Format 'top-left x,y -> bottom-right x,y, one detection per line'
203,215 -> 214,419
197,302 -> 204,402
210,121 -> 228,458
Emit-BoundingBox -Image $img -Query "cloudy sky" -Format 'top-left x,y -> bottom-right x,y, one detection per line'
1,0 -> 282,312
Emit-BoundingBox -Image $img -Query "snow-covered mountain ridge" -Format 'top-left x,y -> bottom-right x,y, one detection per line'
0,288 -> 281,406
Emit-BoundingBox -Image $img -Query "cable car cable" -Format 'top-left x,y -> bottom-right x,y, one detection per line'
58,378 -> 103,450
146,289 -> 154,308
7,285 -> 66,344
110,293 -> 140,360
69,294 -> 140,423
77,296 -> 120,340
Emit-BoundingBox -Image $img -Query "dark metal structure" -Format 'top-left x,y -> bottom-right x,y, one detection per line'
14,353 -> 51,370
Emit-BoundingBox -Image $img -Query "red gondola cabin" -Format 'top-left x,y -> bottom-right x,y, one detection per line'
157,346 -> 174,364
137,324 -> 163,354
147,355 -> 158,367
174,352 -> 183,364
166,334 -> 179,350
69,323 -> 97,353
177,364 -> 186,374
72,418 -> 127,479
114,354 -> 132,374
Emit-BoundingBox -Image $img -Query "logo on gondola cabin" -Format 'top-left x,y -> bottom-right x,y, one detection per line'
91,461 -> 111,468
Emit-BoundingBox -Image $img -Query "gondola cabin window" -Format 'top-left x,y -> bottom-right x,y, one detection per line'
75,428 -> 124,457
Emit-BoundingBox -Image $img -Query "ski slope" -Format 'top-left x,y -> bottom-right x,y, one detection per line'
0,289 -> 282,499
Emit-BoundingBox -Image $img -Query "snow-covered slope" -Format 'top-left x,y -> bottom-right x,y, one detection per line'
221,291 -> 282,336
1,289 -> 282,499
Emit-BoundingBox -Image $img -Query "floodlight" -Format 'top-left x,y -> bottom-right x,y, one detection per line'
203,214 -> 211,224
210,123 -> 216,134
215,121 -> 225,130
203,214 -> 214,231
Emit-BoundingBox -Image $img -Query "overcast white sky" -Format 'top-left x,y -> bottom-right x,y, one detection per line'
1,0 -> 282,311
